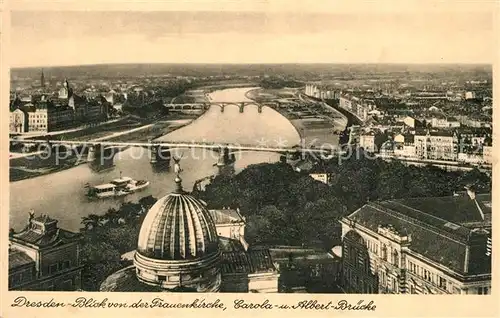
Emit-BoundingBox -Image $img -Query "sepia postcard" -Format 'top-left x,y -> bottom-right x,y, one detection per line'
1,0 -> 499,317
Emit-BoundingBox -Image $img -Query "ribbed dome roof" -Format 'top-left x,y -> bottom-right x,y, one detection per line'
136,177 -> 219,260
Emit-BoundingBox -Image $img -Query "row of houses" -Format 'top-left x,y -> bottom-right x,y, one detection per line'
304,84 -> 339,100
358,129 -> 492,165
9,80 -> 109,133
338,94 -> 376,122
10,97 -> 108,133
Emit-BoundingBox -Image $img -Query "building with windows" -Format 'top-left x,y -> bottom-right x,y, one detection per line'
483,145 -> 493,165
339,190 -> 491,294
8,89 -> 106,133
9,108 -> 28,133
359,133 -> 376,153
100,176 -> 279,293
414,130 -> 458,161
431,116 -> 461,128
8,214 -> 83,291
338,94 -> 372,122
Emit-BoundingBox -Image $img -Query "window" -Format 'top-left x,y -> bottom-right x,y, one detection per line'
392,250 -> 399,267
381,245 -> 387,260
478,287 -> 489,295
158,275 -> 166,282
49,264 -> 58,274
63,260 -> 71,269
423,269 -> 432,282
439,277 -> 447,289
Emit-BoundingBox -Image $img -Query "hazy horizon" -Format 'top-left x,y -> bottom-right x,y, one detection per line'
10,9 -> 494,67
11,62 -> 494,71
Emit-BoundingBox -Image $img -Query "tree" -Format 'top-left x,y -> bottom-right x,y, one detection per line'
80,240 -> 123,291
81,214 -> 102,232
139,195 -> 158,210
212,159 -> 491,248
78,195 -> 155,290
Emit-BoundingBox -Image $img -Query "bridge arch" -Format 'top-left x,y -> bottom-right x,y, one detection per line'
211,102 -> 265,114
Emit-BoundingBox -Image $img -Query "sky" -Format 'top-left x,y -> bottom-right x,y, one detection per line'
9,1 -> 497,67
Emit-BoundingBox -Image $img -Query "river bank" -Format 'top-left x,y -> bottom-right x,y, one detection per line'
244,87 -> 344,147
9,119 -> 193,182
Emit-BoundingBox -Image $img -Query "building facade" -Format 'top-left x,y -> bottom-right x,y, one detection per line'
483,145 -> 493,165
9,214 -> 83,291
359,134 -> 376,152
339,192 -> 491,294
414,131 -> 458,161
9,109 -> 28,133
339,94 -> 371,121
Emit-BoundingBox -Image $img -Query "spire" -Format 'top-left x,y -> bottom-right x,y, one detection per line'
40,69 -> 45,88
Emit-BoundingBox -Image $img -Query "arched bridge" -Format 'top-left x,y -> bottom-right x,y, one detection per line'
166,102 -> 280,113
10,138 -> 341,168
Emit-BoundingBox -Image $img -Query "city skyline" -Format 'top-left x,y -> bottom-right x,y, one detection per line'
10,7 -> 495,68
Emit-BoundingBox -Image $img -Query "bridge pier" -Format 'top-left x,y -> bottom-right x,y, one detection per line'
216,147 -> 235,167
150,145 -> 158,164
150,145 -> 171,165
87,144 -> 116,171
87,144 -> 98,162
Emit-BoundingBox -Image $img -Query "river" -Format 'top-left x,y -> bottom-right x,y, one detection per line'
9,87 -> 302,232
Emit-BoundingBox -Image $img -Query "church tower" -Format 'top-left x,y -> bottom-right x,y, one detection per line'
40,69 -> 45,88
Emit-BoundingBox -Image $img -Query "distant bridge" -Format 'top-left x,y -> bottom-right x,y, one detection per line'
165,101 -> 281,113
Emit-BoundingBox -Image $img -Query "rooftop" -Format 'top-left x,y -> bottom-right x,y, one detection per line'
8,248 -> 35,270
218,237 -> 246,253
221,248 -> 277,275
11,214 -> 81,248
209,208 -> 245,225
345,193 -> 491,275
381,193 -> 491,229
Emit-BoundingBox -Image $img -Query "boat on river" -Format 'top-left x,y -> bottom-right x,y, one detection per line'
85,175 -> 150,199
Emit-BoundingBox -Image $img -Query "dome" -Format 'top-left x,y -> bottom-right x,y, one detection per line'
137,177 -> 219,260
133,177 -> 222,292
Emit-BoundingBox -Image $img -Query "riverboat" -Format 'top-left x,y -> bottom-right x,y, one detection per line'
85,175 -> 150,199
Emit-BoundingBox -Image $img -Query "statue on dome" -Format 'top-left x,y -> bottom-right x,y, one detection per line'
173,154 -> 184,177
